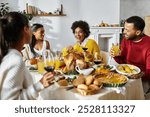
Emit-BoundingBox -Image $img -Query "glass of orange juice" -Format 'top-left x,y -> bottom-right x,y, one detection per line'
111,43 -> 120,56
37,56 -> 45,74
54,51 -> 64,70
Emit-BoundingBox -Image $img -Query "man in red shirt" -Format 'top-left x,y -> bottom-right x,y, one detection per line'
111,16 -> 150,99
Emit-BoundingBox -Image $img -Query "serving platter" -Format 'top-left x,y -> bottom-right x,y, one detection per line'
116,64 -> 141,76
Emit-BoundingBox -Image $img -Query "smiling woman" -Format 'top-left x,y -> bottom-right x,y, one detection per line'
21,23 -> 51,66
62,20 -> 101,62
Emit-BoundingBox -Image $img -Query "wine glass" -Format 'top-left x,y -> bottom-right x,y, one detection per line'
94,52 -> 102,65
81,45 -> 88,51
43,50 -> 55,72
82,47 -> 88,51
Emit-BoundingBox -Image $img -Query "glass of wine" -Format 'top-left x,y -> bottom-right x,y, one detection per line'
82,47 -> 88,51
94,52 -> 102,65
81,46 -> 88,62
43,50 -> 55,72
81,45 -> 88,51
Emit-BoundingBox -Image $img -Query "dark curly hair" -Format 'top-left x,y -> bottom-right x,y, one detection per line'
71,20 -> 90,38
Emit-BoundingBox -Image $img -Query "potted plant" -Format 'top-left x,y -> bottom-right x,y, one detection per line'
0,3 -> 9,17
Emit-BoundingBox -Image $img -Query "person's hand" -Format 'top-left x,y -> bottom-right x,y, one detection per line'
110,47 -> 115,58
109,46 -> 120,57
110,43 -> 120,57
40,72 -> 54,88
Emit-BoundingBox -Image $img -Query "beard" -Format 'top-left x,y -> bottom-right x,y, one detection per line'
124,34 -> 138,40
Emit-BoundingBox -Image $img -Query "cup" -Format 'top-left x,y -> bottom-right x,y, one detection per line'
37,57 -> 45,74
53,51 -> 64,70
111,43 -> 120,56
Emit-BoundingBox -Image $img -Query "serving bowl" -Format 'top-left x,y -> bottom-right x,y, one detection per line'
116,64 -> 140,76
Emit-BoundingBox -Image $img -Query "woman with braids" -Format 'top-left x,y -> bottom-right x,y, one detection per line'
62,20 -> 101,62
0,12 -> 54,100
22,23 -> 50,65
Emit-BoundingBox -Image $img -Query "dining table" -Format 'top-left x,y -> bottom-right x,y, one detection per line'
30,71 -> 145,100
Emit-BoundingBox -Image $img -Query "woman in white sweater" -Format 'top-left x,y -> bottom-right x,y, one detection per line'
0,12 -> 54,100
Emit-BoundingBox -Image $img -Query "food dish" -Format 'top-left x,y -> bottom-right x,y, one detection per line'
28,66 -> 38,72
116,64 -> 141,76
55,80 -> 74,89
95,72 -> 128,87
55,75 -> 76,89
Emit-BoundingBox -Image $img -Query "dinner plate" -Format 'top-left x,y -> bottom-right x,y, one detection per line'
116,64 -> 141,76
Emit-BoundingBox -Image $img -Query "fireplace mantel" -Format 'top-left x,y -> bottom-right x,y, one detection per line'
90,26 -> 123,52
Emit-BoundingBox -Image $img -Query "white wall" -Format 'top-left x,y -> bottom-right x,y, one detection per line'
79,0 -> 120,25
1,0 -> 120,51
120,0 -> 150,20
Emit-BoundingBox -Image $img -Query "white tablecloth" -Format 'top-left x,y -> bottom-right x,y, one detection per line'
30,71 -> 145,100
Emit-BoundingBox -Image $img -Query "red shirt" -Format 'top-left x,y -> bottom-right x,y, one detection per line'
114,35 -> 150,80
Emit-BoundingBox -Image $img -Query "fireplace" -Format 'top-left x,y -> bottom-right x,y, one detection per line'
90,27 -> 123,52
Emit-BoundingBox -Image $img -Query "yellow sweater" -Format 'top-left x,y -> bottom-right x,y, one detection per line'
62,39 -> 101,58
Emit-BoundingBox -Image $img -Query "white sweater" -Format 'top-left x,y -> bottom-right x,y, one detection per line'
21,41 -> 47,66
0,49 -> 44,100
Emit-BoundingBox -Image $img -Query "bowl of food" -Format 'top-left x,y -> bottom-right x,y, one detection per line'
74,75 -> 103,95
116,64 -> 141,76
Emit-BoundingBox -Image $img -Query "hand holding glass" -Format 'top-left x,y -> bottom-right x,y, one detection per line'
110,43 -> 120,57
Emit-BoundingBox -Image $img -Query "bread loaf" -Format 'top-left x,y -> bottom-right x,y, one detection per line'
77,84 -> 88,90
72,75 -> 85,87
88,84 -> 100,90
85,75 -> 94,85
93,79 -> 102,86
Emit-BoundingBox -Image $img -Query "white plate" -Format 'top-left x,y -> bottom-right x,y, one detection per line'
116,64 -> 140,76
